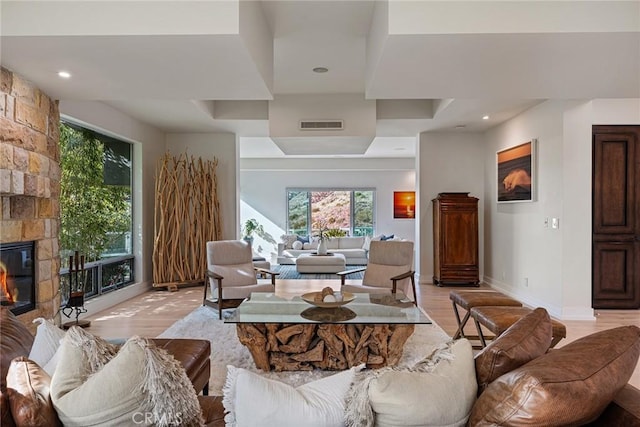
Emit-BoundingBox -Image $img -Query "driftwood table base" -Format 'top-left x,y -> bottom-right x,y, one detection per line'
235,323 -> 415,371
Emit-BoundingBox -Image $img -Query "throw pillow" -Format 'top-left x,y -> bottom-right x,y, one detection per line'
362,236 -> 371,251
380,234 -> 395,241
474,307 -> 552,393
28,318 -> 66,376
50,327 -> 203,427
296,235 -> 310,244
291,240 -> 303,250
223,364 -> 363,427
346,339 -> 476,427
469,325 -> 640,426
280,234 -> 298,249
6,357 -> 61,427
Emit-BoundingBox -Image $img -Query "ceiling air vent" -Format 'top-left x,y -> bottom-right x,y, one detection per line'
299,120 -> 344,130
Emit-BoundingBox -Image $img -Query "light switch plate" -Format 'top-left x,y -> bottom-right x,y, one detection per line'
552,217 -> 559,229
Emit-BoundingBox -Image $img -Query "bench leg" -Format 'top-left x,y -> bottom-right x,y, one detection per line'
452,300 -> 470,339
473,317 -> 488,348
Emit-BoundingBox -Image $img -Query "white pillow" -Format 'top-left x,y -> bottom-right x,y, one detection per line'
223,365 -> 363,427
362,236 -> 372,251
280,234 -> 298,249
346,339 -> 476,427
51,327 -> 202,427
303,241 -> 318,250
29,317 -> 66,375
292,240 -> 303,250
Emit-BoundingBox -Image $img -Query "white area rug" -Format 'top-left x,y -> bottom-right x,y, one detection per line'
158,305 -> 450,395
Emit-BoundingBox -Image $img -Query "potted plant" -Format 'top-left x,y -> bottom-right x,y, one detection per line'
242,219 -> 264,244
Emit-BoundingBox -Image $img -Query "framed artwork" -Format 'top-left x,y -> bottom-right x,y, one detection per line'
497,139 -> 536,203
394,191 -> 415,218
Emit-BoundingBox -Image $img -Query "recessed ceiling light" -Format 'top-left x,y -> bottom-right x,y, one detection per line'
313,67 -> 329,73
57,71 -> 71,79
455,125 -> 466,129
482,115 -> 490,120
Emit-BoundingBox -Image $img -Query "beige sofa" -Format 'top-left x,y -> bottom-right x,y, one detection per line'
277,236 -> 369,265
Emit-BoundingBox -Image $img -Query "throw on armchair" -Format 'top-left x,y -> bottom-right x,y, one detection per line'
203,240 -> 279,319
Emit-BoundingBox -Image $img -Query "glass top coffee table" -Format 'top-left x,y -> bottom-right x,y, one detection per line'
224,292 -> 432,371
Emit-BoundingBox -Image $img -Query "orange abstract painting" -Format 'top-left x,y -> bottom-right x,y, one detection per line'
394,191 -> 415,219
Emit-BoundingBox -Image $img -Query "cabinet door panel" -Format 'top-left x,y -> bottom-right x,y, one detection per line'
441,211 -> 478,266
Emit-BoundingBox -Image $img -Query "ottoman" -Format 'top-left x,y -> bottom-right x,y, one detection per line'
296,253 -> 346,274
449,290 -> 523,341
470,305 -> 567,348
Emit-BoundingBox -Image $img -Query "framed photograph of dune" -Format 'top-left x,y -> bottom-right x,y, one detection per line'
497,139 -> 536,203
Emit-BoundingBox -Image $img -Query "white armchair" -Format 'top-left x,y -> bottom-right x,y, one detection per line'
337,240 -> 417,304
203,240 -> 279,319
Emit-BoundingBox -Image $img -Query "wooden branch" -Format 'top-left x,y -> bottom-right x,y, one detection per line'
234,322 -> 416,372
236,324 -> 270,371
152,152 -> 220,288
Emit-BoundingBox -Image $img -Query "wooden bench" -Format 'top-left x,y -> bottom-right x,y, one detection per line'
470,305 -> 567,348
449,290 -> 523,341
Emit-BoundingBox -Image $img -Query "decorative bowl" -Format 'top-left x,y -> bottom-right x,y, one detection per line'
301,291 -> 356,308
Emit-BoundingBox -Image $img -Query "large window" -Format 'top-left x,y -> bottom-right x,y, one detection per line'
286,189 -> 375,236
59,122 -> 134,300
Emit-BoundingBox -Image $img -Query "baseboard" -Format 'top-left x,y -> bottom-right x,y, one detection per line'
484,276 -> 594,321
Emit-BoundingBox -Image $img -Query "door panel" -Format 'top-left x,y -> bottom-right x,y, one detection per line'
592,125 -> 640,309
593,241 -> 636,303
593,134 -> 635,234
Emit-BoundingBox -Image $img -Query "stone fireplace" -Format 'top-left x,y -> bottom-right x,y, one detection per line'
0,66 -> 61,328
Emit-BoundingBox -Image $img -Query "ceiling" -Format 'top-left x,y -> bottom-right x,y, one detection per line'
1,1 -> 638,158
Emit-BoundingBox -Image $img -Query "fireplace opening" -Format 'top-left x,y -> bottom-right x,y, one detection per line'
0,241 -> 36,315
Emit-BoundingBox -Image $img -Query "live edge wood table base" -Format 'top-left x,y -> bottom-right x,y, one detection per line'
235,322 -> 415,371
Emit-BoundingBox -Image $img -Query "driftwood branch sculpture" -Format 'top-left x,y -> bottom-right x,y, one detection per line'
152,152 -> 221,290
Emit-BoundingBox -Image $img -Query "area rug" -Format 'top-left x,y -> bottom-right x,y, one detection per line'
158,305 -> 450,395
272,264 -> 365,280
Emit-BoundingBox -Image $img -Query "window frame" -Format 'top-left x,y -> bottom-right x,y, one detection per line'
285,187 -> 376,236
58,118 -> 137,300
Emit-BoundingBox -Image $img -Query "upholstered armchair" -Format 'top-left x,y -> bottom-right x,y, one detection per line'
203,240 -> 279,319
337,240 -> 417,304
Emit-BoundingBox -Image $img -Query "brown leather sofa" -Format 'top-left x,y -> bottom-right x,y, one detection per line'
1,308 -> 638,426
0,309 -> 224,426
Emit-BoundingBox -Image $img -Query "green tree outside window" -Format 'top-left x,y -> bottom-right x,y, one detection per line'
59,123 -> 131,262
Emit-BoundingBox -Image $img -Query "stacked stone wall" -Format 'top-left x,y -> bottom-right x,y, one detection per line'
0,66 -> 61,327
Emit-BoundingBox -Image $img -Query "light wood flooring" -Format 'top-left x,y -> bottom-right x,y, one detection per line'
85,280 -> 640,389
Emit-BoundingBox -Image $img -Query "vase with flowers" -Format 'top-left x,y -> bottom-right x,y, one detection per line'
313,223 -> 330,255
317,233 -> 328,255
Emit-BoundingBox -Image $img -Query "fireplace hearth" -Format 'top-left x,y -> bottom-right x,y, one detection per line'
0,241 -> 36,315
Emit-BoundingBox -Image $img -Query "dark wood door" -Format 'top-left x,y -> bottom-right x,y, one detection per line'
592,125 -> 640,309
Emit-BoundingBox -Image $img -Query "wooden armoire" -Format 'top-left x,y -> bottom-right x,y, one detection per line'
432,193 -> 480,286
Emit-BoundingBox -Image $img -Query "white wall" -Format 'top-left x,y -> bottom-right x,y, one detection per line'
240,158 -> 415,262
165,133 -> 238,240
483,101 -> 565,316
417,132 -> 485,284
59,100 -> 165,315
484,99 -> 640,320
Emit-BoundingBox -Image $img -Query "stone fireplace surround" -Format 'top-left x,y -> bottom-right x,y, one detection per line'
1,67 -> 61,330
